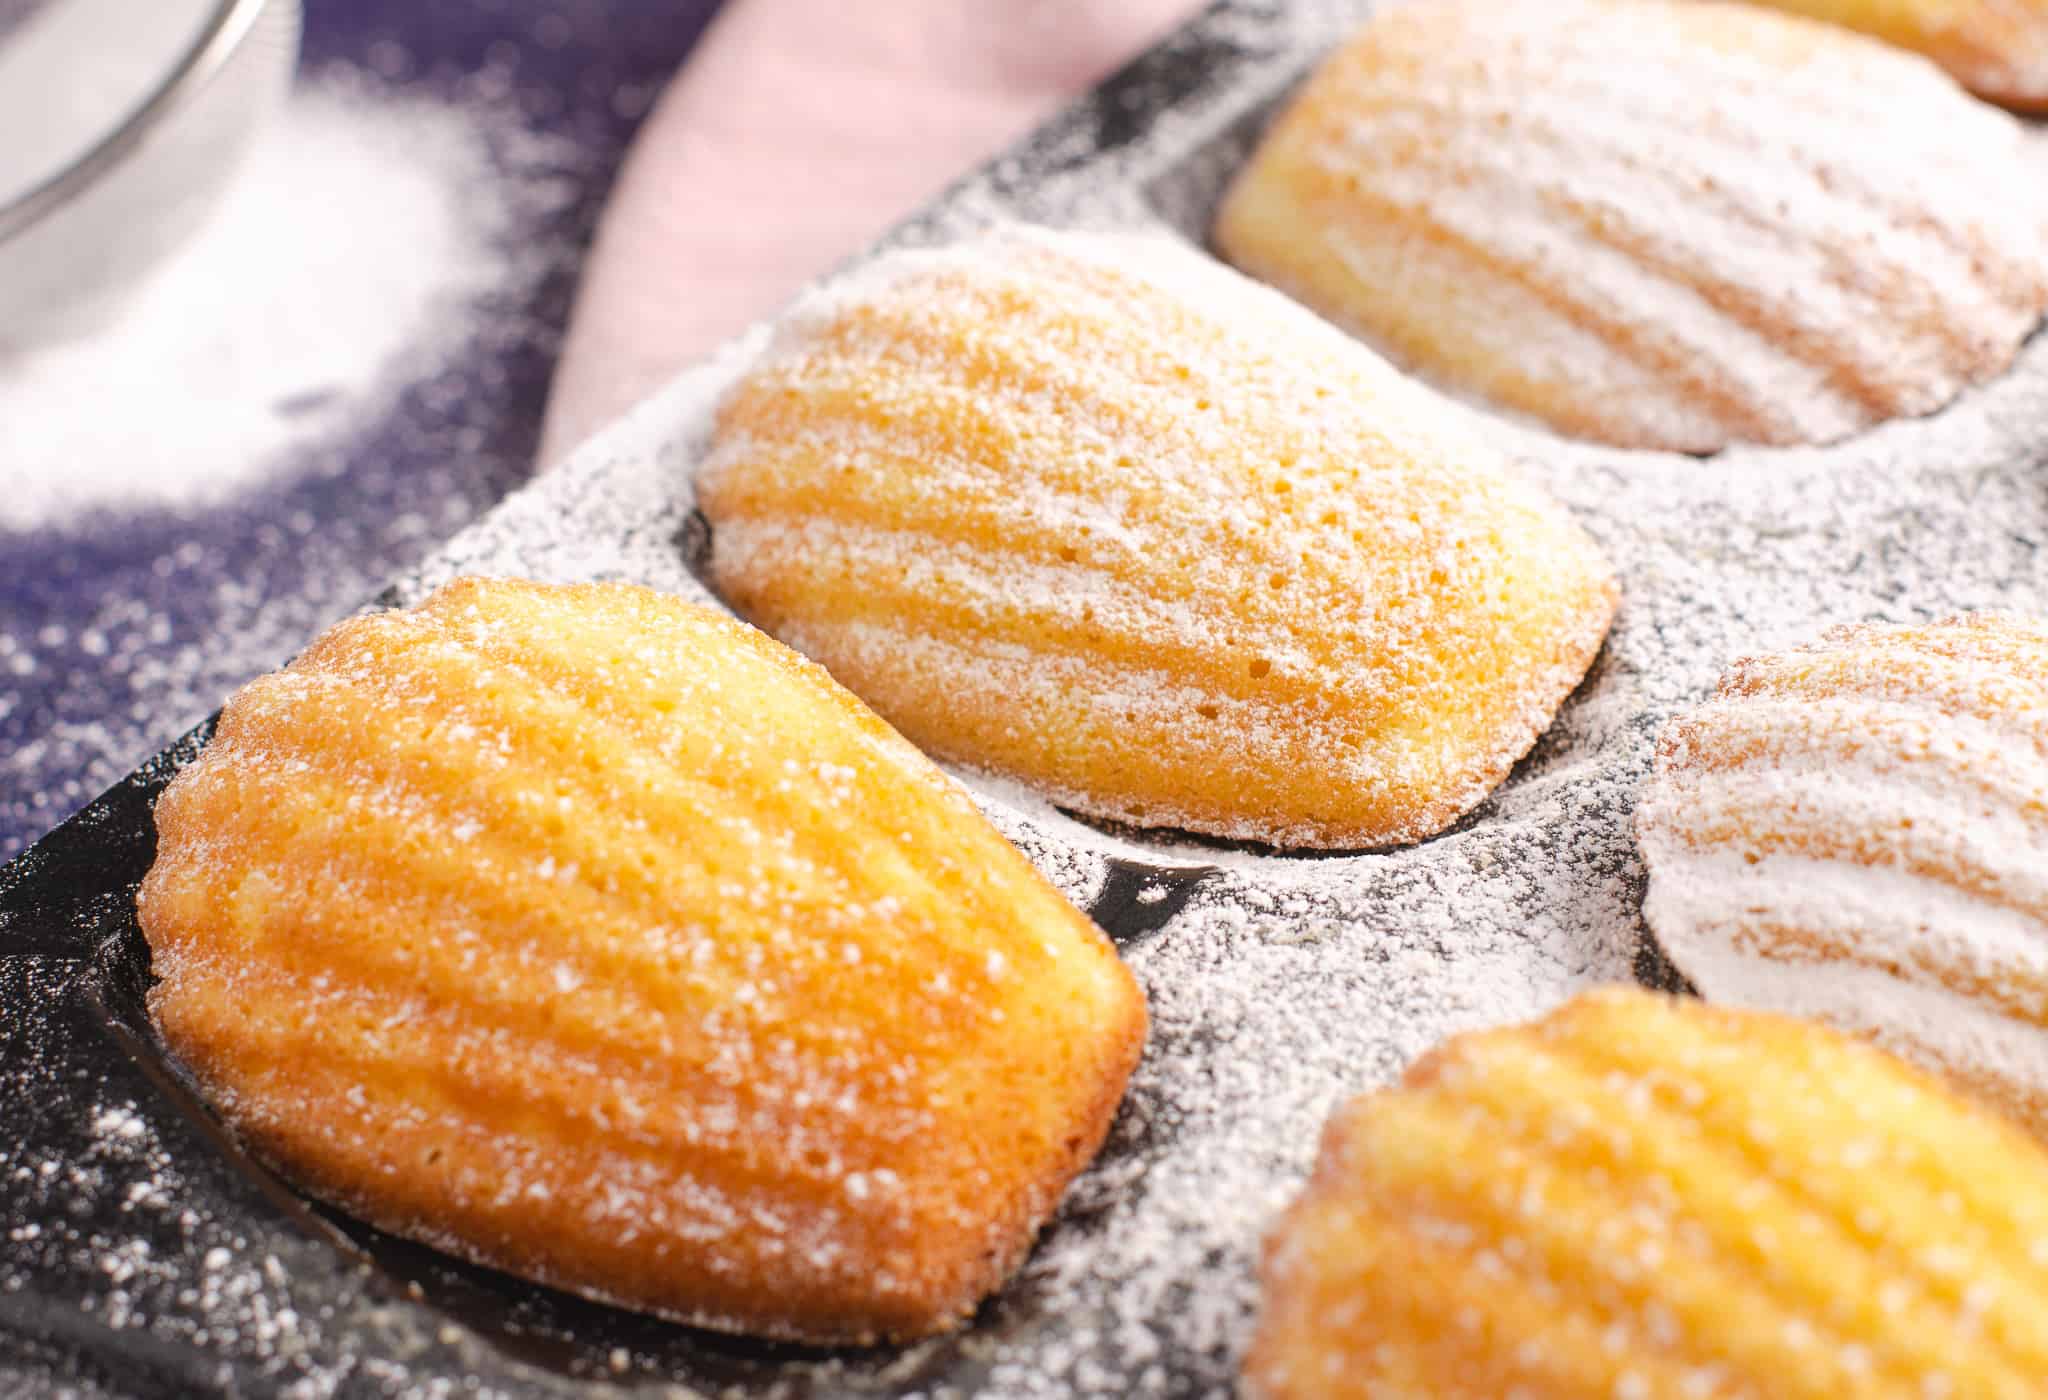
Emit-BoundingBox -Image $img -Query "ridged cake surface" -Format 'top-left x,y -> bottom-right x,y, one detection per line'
1742,0 -> 2048,110
1213,0 -> 2048,454
137,576 -> 1148,1344
1637,613 -> 2048,1139
698,228 -> 1618,850
1246,987 -> 2048,1399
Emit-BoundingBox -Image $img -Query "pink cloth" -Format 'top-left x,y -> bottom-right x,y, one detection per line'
538,0 -> 1202,467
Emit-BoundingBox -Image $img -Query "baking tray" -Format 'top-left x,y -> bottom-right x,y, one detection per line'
7,0 -> 2048,1394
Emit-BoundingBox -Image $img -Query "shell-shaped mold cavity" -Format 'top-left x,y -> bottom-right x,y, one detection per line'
1247,988 -> 2048,1398
1638,612 -> 2048,1139
138,576 -> 1148,1346
1214,0 -> 2048,454
698,227 -> 1618,851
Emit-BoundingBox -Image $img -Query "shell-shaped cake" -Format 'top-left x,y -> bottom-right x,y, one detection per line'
698,228 -> 1618,851
1637,613 -> 2048,1138
1741,0 -> 2048,111
1213,0 -> 2048,454
137,577 -> 1148,1344
1246,988 -> 2048,1398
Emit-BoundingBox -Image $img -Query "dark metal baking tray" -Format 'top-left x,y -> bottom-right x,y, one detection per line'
0,6 -> 1379,1395
15,0 -> 2042,1393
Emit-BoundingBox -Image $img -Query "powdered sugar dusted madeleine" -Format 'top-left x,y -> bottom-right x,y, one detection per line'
137,577 -> 1147,1344
1637,613 -> 2048,1138
1741,0 -> 2048,110
698,229 -> 1617,851
1247,987 -> 2048,1399
1214,0 -> 2048,454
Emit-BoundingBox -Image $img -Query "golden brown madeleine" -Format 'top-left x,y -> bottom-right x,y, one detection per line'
698,229 -> 1617,850
1637,613 -> 2048,1138
1214,0 -> 2048,454
137,577 -> 1147,1344
1247,987 -> 2048,1399
1738,0 -> 2048,110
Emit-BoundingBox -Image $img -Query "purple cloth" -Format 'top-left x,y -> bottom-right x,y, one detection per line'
1,0 -> 722,861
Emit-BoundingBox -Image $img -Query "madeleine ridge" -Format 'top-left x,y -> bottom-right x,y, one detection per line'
137,577 -> 1148,1344
1247,988 -> 2048,1398
1637,613 -> 2048,1139
1741,0 -> 2048,111
1214,0 -> 2048,453
698,228 -> 1618,851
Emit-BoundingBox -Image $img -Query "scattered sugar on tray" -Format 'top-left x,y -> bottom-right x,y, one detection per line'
18,0 -> 2048,1389
385,159 -> 2048,1388
0,72 -> 522,527
0,71 -> 581,864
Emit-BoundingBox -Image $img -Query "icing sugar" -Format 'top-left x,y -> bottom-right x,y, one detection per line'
1735,0 -> 2048,109
15,0 -> 2048,1391
699,226 -> 1616,849
0,66 -> 581,862
1212,0 -> 2048,452
1638,617 -> 2048,1129
409,46 -> 2048,1384
0,71 -> 564,529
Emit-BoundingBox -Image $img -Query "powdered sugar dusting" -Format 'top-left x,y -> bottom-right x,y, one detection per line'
406,29 -> 2048,1391
0,1063 -> 338,1394
1245,986 -> 2048,1392
1739,0 -> 2048,110
0,70 -> 564,528
1213,0 -> 2048,452
699,225 -> 1615,850
0,62 -> 584,863
1638,616 -> 2048,1129
18,0 -> 2048,1390
383,0 -> 2048,1386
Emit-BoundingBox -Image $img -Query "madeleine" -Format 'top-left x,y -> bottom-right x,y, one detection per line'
139,576 -> 1147,1343
699,228 -> 1616,850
